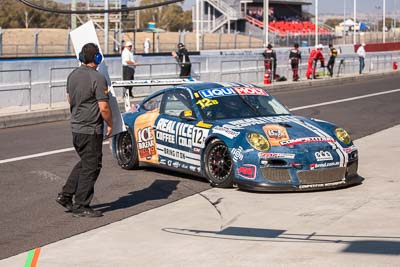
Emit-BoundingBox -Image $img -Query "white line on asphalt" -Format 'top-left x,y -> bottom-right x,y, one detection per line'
0,142 -> 110,164
289,88 -> 400,111
1,88 -> 400,165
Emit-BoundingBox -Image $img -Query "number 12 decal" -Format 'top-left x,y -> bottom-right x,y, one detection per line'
196,98 -> 218,109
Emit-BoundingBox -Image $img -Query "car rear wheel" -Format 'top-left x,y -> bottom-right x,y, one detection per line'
116,127 -> 139,170
204,139 -> 234,188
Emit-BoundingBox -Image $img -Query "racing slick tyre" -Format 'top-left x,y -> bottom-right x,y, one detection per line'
204,139 -> 234,188
116,126 -> 139,170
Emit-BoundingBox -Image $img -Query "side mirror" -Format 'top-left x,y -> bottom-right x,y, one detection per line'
179,109 -> 197,121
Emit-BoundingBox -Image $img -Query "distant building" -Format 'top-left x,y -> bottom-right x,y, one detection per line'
193,0 -> 312,34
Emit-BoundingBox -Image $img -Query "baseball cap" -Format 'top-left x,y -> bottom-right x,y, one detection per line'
125,41 -> 133,47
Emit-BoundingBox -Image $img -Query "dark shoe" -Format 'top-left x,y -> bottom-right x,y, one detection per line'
72,207 -> 103,218
56,193 -> 73,212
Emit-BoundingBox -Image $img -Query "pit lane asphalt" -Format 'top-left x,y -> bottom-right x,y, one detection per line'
0,73 -> 400,260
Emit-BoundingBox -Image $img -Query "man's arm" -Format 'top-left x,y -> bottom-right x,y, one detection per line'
98,101 -> 113,137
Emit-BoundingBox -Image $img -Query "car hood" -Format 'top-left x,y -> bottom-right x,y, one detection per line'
213,115 -> 342,149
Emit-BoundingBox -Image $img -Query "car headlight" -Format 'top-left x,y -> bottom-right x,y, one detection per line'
247,133 -> 270,151
335,128 -> 352,145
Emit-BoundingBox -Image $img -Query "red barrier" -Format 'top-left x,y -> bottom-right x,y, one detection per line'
354,42 -> 400,53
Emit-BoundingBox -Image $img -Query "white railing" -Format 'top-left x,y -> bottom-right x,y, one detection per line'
207,0 -> 240,19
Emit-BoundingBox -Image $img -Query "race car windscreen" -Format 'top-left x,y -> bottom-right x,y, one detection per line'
195,87 -> 290,121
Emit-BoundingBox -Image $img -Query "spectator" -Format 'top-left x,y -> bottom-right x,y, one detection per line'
306,44 -> 325,79
172,43 -> 191,78
263,44 -> 277,80
357,43 -> 366,74
289,43 -> 301,81
56,43 -> 112,218
121,41 -> 137,97
143,38 -> 151,54
327,44 -> 338,77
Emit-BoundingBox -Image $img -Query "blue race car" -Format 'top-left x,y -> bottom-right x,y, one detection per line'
113,82 -> 361,191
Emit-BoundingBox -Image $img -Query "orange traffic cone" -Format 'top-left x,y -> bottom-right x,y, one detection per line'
264,72 -> 271,85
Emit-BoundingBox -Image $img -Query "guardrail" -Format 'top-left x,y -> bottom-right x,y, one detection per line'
134,62 -> 201,80
1,54 -> 399,113
49,67 -> 77,108
218,53 -> 400,84
0,69 -> 32,111
220,59 -> 264,83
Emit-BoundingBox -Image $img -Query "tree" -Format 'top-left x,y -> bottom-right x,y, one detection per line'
324,18 -> 343,29
0,0 -> 69,29
139,0 -> 192,31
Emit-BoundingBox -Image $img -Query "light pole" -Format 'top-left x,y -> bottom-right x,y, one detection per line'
71,0 -> 77,30
383,0 -> 386,43
353,0 -> 356,44
196,0 -> 200,51
343,0 -> 346,44
315,0 -> 318,45
104,0 -> 109,54
263,0 -> 269,46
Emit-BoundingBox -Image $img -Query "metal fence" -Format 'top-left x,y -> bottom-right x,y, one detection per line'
1,53 -> 400,112
0,69 -> 32,111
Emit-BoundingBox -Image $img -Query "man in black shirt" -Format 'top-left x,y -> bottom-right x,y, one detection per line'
263,44 -> 277,80
289,43 -> 301,81
172,43 -> 191,78
56,43 -> 113,218
327,44 -> 338,77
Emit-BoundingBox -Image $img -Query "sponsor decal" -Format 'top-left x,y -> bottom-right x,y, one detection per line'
156,144 -> 201,166
227,116 -> 293,128
137,127 -> 156,160
193,147 -> 201,153
280,137 -> 335,146
196,98 -> 219,109
160,158 -> 167,165
231,146 -> 244,162
156,118 -> 209,148
233,86 -> 268,96
181,163 -> 189,169
343,145 -> 357,154
196,121 -> 213,129
310,161 -> 340,170
212,126 -> 240,139
258,152 -> 295,159
198,88 -> 236,98
194,92 -> 200,98
299,180 -> 346,189
237,164 -> 257,179
172,161 -> 180,168
189,165 -> 201,172
262,125 -> 289,146
183,109 -> 193,117
134,112 -> 159,163
315,151 -> 333,161
167,160 -> 173,167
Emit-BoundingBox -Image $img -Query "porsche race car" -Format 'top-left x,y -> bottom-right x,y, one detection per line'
112,81 -> 361,191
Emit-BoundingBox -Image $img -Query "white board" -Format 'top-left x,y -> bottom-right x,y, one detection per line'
69,20 -> 125,139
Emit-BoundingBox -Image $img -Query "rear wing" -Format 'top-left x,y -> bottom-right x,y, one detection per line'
111,77 -> 201,88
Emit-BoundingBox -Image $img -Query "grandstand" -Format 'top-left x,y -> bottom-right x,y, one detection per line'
194,0 -> 332,38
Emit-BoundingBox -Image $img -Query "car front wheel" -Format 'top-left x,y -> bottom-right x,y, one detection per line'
204,139 -> 234,188
116,127 -> 139,170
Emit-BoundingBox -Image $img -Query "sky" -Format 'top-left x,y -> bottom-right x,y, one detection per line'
306,0 -> 400,15
52,0 -> 400,15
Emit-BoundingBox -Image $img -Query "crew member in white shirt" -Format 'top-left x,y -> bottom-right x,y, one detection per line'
121,41 -> 137,97
357,43 -> 366,74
